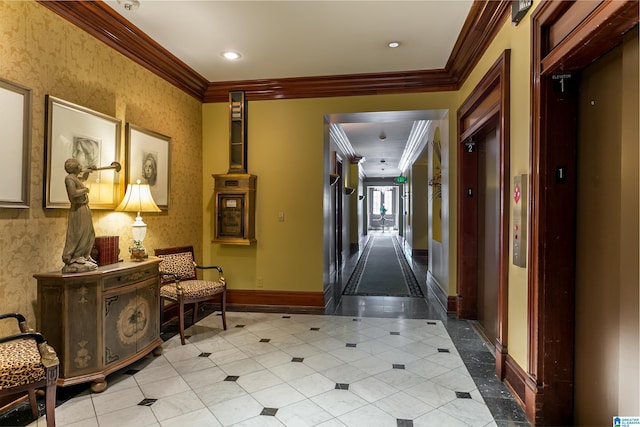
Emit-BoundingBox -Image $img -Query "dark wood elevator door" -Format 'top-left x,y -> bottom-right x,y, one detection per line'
477,127 -> 500,346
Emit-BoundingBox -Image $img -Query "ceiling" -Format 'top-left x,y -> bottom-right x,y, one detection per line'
102,0 -> 474,178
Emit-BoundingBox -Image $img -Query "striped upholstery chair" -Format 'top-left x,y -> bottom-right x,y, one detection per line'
0,313 -> 58,427
155,246 -> 227,345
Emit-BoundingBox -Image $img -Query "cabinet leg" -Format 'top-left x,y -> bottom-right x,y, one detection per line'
90,379 -> 107,393
152,345 -> 163,356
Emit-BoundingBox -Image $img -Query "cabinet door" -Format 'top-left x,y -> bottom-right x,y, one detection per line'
136,279 -> 160,351
103,278 -> 158,367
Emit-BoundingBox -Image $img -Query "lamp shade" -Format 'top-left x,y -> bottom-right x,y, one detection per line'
116,180 -> 161,214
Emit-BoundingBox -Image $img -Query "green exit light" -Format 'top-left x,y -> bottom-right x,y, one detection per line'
396,176 -> 407,183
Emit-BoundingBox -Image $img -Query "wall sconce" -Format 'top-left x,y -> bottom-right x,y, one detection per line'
344,187 -> 356,195
329,173 -> 340,186
116,179 -> 161,260
358,195 -> 365,201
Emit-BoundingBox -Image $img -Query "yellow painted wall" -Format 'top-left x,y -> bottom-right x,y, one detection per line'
202,93 -> 458,293
457,6 -> 534,368
0,1 -> 203,336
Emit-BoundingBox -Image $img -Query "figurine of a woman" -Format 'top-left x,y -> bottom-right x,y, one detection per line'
61,158 -> 98,273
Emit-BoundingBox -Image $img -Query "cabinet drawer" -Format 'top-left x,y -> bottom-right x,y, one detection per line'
103,265 -> 158,290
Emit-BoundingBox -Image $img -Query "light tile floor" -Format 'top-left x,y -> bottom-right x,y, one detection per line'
26,311 -> 500,427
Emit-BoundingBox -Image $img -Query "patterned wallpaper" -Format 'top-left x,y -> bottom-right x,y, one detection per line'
0,1 -> 203,336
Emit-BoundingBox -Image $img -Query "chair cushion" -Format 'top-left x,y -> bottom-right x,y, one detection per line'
157,252 -> 197,283
161,280 -> 225,300
0,339 -> 46,390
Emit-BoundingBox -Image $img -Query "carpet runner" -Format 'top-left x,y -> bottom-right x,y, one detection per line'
342,235 -> 424,297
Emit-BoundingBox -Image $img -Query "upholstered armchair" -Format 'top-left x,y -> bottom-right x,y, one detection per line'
155,246 -> 227,345
0,313 -> 59,427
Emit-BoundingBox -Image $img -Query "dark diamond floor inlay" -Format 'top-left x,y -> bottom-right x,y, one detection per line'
427,321 -> 437,325
224,375 -> 239,382
138,398 -> 157,406
198,352 -> 211,357
456,391 -> 472,399
261,407 -> 278,416
310,327 -> 320,331
282,316 -> 291,318
390,331 -> 400,335
259,338 -> 271,342
392,364 -> 405,369
335,383 -> 349,390
292,357 -> 304,362
346,343 -> 357,348
235,324 -> 245,328
397,419 -> 414,427
438,348 -> 450,353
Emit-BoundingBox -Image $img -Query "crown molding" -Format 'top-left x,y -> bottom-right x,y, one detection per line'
37,0 -> 511,103
36,0 -> 210,101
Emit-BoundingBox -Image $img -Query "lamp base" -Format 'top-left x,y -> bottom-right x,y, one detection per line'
129,247 -> 147,262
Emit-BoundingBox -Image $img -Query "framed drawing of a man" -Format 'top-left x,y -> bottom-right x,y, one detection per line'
125,124 -> 170,210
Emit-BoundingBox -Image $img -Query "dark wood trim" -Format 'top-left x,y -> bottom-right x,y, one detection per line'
446,1 -> 511,85
504,354 -> 528,407
447,296 -> 458,314
203,70 -> 457,103
227,289 -> 325,308
457,50 -> 511,381
528,1 -> 638,425
36,0 -> 209,101
540,0 -> 639,75
38,0 -> 511,102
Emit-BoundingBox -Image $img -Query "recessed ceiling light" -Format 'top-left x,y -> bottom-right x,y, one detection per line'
222,51 -> 241,60
388,41 -> 400,48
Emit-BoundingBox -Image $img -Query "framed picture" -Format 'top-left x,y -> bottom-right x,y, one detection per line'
45,95 -> 121,209
0,78 -> 31,208
125,123 -> 171,210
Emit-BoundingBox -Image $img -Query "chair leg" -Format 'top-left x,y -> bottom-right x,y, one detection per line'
192,302 -> 199,325
178,301 -> 186,345
44,381 -> 57,427
27,389 -> 38,418
221,291 -> 227,330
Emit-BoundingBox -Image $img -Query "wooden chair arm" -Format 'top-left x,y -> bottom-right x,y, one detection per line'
0,312 -> 32,333
195,265 -> 223,274
0,332 -> 59,368
159,271 -> 180,282
0,331 -> 46,345
195,265 -> 225,283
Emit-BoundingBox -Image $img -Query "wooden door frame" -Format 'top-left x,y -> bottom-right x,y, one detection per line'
457,50 -> 511,379
527,1 -> 638,425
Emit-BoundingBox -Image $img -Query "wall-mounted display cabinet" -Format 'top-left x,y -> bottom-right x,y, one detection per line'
212,173 -> 256,245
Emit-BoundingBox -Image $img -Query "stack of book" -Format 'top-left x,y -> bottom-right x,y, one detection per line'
92,236 -> 120,266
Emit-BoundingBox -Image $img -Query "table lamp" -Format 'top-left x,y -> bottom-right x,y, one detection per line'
116,179 -> 161,260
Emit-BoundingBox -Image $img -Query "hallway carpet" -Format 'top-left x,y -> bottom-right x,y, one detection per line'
342,235 -> 424,298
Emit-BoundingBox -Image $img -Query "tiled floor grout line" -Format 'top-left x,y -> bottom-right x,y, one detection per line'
18,312 -> 505,427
